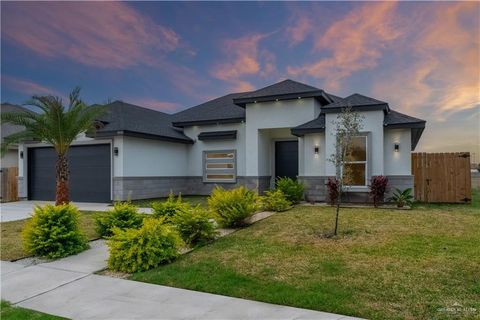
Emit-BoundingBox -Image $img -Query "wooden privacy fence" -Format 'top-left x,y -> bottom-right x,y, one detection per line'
0,167 -> 18,202
412,152 -> 471,203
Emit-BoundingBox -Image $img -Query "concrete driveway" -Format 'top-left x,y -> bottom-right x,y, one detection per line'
0,201 -> 110,222
0,200 -> 152,222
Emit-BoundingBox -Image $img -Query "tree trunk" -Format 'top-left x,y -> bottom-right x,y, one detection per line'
55,153 -> 70,205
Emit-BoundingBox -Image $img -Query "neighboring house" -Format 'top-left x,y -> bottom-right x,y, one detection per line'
1,103 -> 29,169
15,79 -> 426,203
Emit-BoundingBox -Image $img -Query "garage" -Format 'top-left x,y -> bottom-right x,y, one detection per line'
28,144 -> 111,203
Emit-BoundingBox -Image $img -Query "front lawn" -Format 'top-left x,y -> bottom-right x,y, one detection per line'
0,300 -> 66,320
130,195 -> 209,208
0,211 -> 105,261
132,191 -> 480,320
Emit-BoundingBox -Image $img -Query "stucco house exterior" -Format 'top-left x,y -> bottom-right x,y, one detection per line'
14,79 -> 426,203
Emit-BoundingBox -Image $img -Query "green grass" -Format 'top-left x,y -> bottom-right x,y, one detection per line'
0,301 -> 66,320
129,195 -> 209,208
131,190 -> 480,320
0,211 -> 105,261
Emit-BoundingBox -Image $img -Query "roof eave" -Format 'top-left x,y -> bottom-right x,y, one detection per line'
290,127 -> 325,137
88,130 -> 194,144
322,104 -> 388,113
233,90 -> 328,107
172,117 -> 245,128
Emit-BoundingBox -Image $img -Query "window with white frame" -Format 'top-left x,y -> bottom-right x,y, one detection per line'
343,136 -> 367,186
203,150 -> 236,182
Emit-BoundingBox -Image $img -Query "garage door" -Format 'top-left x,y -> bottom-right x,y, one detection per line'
28,144 -> 111,203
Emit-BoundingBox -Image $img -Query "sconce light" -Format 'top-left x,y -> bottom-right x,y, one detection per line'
114,147 -> 119,156
314,145 -> 319,158
20,151 -> 24,159
394,143 -> 400,152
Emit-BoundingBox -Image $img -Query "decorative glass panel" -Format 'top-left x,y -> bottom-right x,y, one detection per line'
206,163 -> 234,169
206,174 -> 235,180
206,152 -> 234,159
344,163 -> 366,186
347,136 -> 366,161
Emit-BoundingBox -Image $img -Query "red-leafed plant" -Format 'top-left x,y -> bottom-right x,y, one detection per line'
326,178 -> 340,206
369,176 -> 389,207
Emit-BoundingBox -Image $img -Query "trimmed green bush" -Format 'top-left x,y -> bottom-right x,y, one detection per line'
95,202 -> 143,238
152,192 -> 190,220
171,206 -> 218,247
22,204 -> 88,259
275,177 -> 304,204
107,218 -> 182,273
260,189 -> 291,212
208,186 -> 258,227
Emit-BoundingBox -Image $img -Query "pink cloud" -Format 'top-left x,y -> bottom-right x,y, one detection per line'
2,2 -> 181,69
211,33 -> 276,92
372,2 -> 480,120
285,16 -> 313,47
287,2 -> 400,91
2,75 -> 66,100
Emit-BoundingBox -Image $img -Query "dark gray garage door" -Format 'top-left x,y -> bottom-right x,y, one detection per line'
28,144 -> 111,203
275,141 -> 298,180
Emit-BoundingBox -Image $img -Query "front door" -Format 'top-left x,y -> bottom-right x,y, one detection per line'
275,141 -> 298,180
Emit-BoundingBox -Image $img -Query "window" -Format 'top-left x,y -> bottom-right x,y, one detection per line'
343,136 -> 367,186
203,150 -> 236,183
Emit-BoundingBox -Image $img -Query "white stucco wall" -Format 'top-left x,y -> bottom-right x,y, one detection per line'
384,128 -> 411,175
1,149 -> 18,168
325,110 -> 385,178
122,136 -> 188,177
302,132 -> 326,176
245,98 -> 318,176
183,123 -> 246,176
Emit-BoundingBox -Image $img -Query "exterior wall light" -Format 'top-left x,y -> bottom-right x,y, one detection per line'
20,151 -> 24,159
314,145 -> 319,156
114,147 -> 119,156
394,143 -> 400,152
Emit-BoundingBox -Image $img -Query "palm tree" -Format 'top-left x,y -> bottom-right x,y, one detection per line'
1,87 -> 104,205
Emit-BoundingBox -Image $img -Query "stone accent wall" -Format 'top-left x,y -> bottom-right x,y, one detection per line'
298,176 -> 330,202
113,176 -> 273,201
386,175 -> 414,198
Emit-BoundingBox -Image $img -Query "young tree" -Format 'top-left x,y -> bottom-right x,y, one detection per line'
1,88 -> 104,205
327,106 -> 364,236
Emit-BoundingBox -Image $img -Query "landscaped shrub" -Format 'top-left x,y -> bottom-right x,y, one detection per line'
388,188 -> 414,208
107,218 -> 182,273
260,189 -> 291,212
369,176 -> 389,207
22,204 -> 88,259
208,186 -> 258,227
95,202 -> 143,238
326,178 -> 340,205
275,177 -> 304,204
170,206 -> 218,246
152,191 -> 190,220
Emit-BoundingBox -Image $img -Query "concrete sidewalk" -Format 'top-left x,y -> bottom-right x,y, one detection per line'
0,200 -> 152,222
1,242 -> 361,320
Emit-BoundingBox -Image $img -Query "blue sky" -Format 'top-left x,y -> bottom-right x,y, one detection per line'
1,1 -> 479,158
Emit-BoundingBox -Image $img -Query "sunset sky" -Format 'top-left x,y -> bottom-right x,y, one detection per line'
1,1 -> 479,159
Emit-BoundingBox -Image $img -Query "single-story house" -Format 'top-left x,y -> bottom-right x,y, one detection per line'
15,79 -> 426,203
1,104 -> 29,169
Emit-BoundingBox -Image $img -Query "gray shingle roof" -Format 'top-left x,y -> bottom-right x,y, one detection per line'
322,93 -> 389,113
172,93 -> 247,127
1,103 -> 32,144
93,101 -> 192,143
291,114 -> 326,136
236,79 -> 320,100
384,110 -> 425,127
233,79 -> 332,107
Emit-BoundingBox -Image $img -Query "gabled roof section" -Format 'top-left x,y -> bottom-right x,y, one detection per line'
384,110 -> 426,151
233,79 -> 332,107
1,103 -> 34,144
322,93 -> 390,113
91,101 -> 193,143
172,93 -> 247,127
291,113 -> 326,137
